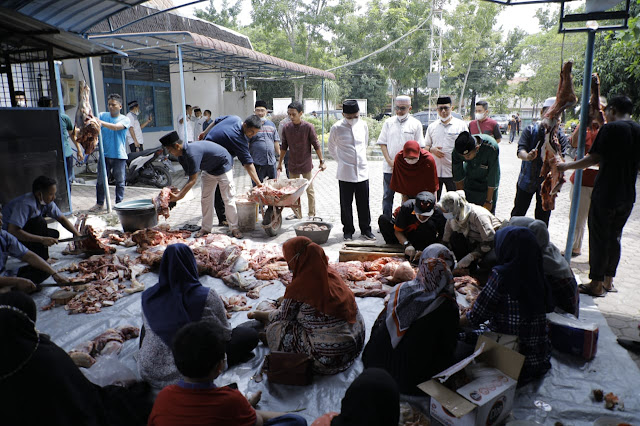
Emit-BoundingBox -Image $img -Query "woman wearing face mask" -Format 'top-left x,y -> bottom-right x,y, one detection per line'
248,236 -> 366,375
389,140 -> 439,203
438,190 -> 502,272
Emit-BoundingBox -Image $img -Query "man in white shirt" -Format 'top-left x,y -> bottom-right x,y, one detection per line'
424,96 -> 469,199
126,100 -> 152,152
177,104 -> 195,142
377,95 -> 425,218
328,100 -> 374,241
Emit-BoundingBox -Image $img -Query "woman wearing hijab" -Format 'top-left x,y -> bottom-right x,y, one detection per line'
362,244 -> 459,395
139,243 -> 258,389
0,292 -> 152,426
438,190 -> 502,270
461,227 -> 553,382
311,368 -> 400,426
390,140 -> 439,201
249,236 -> 366,375
508,217 -> 579,316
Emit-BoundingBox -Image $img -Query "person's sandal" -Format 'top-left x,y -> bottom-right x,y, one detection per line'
604,276 -> 618,293
88,204 -> 104,213
578,283 -> 606,297
231,229 -> 243,239
194,230 -> 210,238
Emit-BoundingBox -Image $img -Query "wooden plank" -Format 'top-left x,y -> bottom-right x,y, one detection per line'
339,249 -> 405,262
343,242 -> 403,249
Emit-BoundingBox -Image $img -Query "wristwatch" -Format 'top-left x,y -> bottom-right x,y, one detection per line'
485,199 -> 493,204
319,159 -> 325,164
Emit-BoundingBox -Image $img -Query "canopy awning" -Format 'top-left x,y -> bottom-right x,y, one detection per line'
1,0 -> 148,34
0,7 -> 126,63
89,31 -> 335,80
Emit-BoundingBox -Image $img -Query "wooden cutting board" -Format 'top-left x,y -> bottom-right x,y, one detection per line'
338,242 -> 405,262
51,290 -> 77,305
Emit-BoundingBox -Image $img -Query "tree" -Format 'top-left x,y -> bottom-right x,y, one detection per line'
194,0 -> 242,30
441,0 -> 502,117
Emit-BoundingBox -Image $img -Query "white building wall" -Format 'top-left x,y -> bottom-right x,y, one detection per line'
273,98 -> 292,115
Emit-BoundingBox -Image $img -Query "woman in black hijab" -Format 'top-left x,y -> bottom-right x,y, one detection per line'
312,368 -> 400,426
0,292 -> 151,426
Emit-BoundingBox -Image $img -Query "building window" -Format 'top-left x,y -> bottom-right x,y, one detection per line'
101,57 -> 172,131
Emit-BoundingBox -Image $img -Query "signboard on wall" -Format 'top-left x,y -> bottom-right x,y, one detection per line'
0,108 -> 70,213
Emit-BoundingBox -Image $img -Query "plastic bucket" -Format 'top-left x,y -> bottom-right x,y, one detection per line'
236,199 -> 257,231
114,199 -> 158,232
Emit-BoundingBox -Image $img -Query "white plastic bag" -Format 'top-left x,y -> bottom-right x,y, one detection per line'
82,354 -> 138,387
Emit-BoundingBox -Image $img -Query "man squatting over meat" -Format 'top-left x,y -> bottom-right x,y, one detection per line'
160,131 -> 245,239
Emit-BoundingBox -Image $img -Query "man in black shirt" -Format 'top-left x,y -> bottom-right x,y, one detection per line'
558,95 -> 640,297
378,191 -> 446,260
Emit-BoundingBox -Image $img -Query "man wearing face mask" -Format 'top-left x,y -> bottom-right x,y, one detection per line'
2,176 -> 81,263
328,100 -> 374,241
126,100 -> 152,153
249,100 -> 281,185
452,131 -> 500,213
469,101 -> 502,144
425,96 -> 469,199
14,91 -> 27,108
377,96 -> 425,219
378,191 -> 446,260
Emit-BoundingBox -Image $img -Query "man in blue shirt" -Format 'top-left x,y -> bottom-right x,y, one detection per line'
3,176 -> 82,262
200,115 -> 263,186
160,131 -> 244,239
250,100 -> 281,185
90,93 -> 131,212
0,210 -> 69,291
510,97 -> 569,226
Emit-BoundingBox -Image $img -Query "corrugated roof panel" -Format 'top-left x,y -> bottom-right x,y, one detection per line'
2,0 -> 148,34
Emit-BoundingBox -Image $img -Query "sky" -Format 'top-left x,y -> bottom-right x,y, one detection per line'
171,0 -> 547,35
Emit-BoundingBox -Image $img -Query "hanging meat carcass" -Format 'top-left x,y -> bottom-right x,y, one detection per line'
588,73 -> 606,131
539,61 -> 578,211
75,81 -> 101,156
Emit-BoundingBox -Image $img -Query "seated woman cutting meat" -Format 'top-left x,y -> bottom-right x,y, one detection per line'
389,140 -> 439,202
460,227 -> 554,382
248,236 -> 366,375
507,217 -> 579,317
362,244 -> 459,395
438,190 -> 502,271
138,243 -> 258,389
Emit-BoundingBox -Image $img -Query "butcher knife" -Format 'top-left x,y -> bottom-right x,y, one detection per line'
57,235 -> 90,243
40,281 -> 90,288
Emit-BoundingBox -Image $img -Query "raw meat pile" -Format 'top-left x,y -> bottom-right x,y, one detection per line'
153,187 -> 176,220
539,61 -> 578,211
74,81 -> 101,156
131,224 -> 193,251
68,325 -> 140,368
220,294 -> 251,318
248,178 -> 306,205
296,224 -> 329,232
454,275 -> 482,314
101,229 -> 136,247
59,254 -> 146,294
330,257 -> 414,298
67,215 -> 116,254
192,245 -> 242,277
64,281 -> 126,314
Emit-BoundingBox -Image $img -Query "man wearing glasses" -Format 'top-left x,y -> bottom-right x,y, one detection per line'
377,95 -> 425,219
425,96 -> 469,200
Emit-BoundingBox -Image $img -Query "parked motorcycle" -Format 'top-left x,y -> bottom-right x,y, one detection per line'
125,147 -> 173,188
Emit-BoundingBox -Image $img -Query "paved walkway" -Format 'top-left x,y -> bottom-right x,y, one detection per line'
69,136 -> 640,366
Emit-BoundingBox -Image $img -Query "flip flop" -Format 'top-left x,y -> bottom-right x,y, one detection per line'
180,224 -> 201,232
578,283 -> 606,297
605,284 -> 619,293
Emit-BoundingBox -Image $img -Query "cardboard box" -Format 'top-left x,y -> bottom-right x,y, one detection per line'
547,312 -> 598,360
419,336 -> 525,426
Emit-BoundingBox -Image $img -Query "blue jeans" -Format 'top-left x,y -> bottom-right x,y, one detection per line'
382,172 -> 394,219
264,414 -> 307,426
96,157 -> 126,205
65,155 -> 74,192
253,163 -> 277,187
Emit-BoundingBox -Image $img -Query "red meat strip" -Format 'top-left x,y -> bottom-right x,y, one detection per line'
74,81 -> 100,155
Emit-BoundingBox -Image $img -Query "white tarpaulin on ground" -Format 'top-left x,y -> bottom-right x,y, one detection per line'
18,231 -> 640,424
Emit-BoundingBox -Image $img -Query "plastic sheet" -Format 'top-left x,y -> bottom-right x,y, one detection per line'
26,237 -> 640,424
